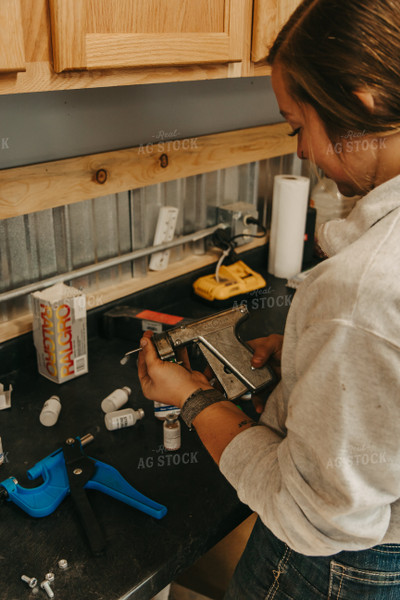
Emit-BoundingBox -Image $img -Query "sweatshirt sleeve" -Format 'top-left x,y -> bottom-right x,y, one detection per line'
219,319 -> 400,555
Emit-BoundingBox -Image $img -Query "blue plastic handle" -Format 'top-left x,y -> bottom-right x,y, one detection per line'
86,460 -> 167,519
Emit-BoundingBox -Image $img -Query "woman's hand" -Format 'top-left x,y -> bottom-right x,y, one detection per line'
247,334 -> 284,413
137,331 -> 212,408
248,334 -> 284,376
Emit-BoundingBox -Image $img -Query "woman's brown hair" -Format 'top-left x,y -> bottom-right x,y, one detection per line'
268,0 -> 400,139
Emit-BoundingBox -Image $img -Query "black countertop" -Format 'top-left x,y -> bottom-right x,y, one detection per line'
0,248 -> 294,600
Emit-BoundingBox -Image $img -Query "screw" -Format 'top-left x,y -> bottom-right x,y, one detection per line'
45,573 -> 55,583
73,468 -> 82,475
40,580 -> 54,598
65,438 -> 75,445
21,575 -> 37,588
58,559 -> 68,570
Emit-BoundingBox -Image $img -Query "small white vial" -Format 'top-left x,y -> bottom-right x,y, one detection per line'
105,408 -> 144,431
154,402 -> 180,420
40,395 -> 61,427
101,386 -> 131,413
0,436 -> 4,465
163,414 -> 181,451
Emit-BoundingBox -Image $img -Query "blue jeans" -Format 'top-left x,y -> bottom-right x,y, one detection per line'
224,517 -> 400,599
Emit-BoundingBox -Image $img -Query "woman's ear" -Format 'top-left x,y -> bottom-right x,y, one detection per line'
353,89 -> 375,112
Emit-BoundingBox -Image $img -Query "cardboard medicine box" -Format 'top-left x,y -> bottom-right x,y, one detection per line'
32,283 -> 88,383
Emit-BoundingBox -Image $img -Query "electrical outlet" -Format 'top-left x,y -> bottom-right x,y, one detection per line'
149,206 -> 179,271
217,202 -> 258,245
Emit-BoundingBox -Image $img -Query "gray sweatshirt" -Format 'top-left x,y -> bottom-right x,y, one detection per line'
220,175 -> 400,556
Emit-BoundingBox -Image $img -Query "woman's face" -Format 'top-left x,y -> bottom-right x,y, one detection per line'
271,62 -> 379,197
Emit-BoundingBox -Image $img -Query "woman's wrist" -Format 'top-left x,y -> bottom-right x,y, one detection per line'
177,384 -> 213,409
180,387 -> 225,429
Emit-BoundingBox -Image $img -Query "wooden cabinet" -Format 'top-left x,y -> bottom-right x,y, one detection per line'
49,0 -> 246,72
252,0 -> 302,63
0,0 -> 301,94
0,0 -> 26,73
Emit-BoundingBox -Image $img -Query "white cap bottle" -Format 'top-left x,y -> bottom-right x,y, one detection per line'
101,387 -> 131,413
163,414 -> 181,451
104,408 -> 145,431
40,395 -> 61,427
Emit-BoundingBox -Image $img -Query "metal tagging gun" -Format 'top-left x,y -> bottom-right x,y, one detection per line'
0,434 -> 167,555
122,305 -> 275,401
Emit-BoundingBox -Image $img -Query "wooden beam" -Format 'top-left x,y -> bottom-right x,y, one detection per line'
0,122 -> 295,219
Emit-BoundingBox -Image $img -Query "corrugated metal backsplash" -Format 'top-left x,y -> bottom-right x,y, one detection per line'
0,155 -> 313,323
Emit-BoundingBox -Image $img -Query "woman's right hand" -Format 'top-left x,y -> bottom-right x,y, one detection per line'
247,334 -> 284,376
247,334 -> 284,413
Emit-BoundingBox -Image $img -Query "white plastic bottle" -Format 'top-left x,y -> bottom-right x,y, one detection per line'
101,386 -> 131,413
163,414 -> 181,451
104,408 -> 144,431
40,395 -> 62,427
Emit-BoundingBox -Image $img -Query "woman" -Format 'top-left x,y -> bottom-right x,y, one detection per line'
138,0 -> 400,597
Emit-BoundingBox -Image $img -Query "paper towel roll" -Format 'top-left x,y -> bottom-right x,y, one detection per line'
268,175 -> 310,279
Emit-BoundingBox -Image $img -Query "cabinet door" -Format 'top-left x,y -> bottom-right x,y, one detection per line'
251,0 -> 301,63
49,0 -> 245,73
0,0 -> 26,72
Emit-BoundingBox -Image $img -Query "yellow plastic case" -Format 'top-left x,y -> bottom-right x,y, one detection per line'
193,260 -> 266,301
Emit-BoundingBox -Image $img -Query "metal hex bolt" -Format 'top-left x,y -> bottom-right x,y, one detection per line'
40,580 -> 54,598
45,572 -> 55,583
21,575 -> 37,588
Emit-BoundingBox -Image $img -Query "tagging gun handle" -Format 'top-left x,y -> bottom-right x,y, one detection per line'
153,305 -> 275,401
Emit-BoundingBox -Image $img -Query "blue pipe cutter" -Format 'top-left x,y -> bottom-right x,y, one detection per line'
0,434 -> 167,555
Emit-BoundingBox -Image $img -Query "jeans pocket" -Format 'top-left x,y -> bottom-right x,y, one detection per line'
329,560 -> 400,600
371,544 -> 400,554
